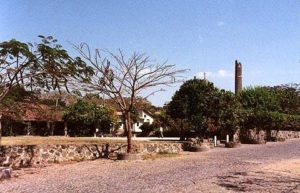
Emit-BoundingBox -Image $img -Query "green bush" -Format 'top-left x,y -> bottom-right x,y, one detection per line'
239,86 -> 281,112
238,85 -> 300,132
139,122 -> 156,137
64,99 -> 116,136
239,109 -> 300,132
166,78 -> 239,139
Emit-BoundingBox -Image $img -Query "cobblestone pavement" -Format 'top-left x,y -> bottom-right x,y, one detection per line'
1,139 -> 300,193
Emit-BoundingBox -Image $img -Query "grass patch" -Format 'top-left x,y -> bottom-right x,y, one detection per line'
0,136 -> 138,145
143,152 -> 180,160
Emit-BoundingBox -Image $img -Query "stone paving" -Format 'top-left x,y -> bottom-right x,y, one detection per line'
1,139 -> 300,193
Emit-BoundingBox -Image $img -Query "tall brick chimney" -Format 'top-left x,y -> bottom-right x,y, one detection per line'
235,60 -> 242,94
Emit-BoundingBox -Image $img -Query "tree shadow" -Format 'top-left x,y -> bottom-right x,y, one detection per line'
84,144 -> 126,160
217,171 -> 300,192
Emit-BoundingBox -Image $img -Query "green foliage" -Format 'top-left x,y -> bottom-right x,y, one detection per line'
33,36 -> 94,92
0,36 -> 94,104
151,109 -> 171,128
64,100 -> 116,136
238,85 -> 300,132
0,39 -> 36,101
2,86 -> 36,103
239,109 -> 300,131
166,78 -> 239,138
0,36 -> 96,139
216,90 -> 240,135
0,39 -> 34,63
268,85 -> 300,115
167,79 -> 216,133
239,86 -> 281,112
139,122 -> 156,136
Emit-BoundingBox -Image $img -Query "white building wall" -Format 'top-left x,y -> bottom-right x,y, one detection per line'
133,111 -> 154,132
116,111 -> 154,133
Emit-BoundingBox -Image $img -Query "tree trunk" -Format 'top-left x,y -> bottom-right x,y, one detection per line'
125,111 -> 132,153
179,120 -> 185,141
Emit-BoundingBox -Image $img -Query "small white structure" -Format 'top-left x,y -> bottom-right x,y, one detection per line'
116,110 -> 154,133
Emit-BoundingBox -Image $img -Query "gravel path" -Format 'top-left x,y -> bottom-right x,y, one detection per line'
1,140 -> 300,193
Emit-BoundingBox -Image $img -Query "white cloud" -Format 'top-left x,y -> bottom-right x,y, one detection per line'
196,69 -> 233,79
217,69 -> 233,77
217,21 -> 225,27
140,68 -> 151,75
198,34 -> 204,43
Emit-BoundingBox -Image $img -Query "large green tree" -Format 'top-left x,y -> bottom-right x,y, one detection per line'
0,36 -> 93,102
0,39 -> 35,101
0,36 -> 93,142
268,85 -> 300,115
64,99 -> 117,136
238,86 -> 281,112
33,35 -> 94,93
166,78 -> 239,139
238,85 -> 300,137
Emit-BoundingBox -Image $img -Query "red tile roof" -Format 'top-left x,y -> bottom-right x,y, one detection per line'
1,102 -> 64,122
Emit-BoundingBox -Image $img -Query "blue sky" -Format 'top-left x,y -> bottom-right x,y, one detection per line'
1,0 -> 300,106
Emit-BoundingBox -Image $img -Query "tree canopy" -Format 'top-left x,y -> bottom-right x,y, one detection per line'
166,78 -> 239,138
0,36 -> 94,103
64,99 -> 117,137
238,85 -> 300,135
238,86 -> 280,112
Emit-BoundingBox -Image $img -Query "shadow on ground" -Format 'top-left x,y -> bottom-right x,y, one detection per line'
217,171 -> 300,192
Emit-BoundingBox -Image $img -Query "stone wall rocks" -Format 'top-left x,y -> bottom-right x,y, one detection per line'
0,142 -> 183,169
238,129 -> 300,144
0,167 -> 12,180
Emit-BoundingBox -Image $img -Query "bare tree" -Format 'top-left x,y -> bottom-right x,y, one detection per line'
75,43 -> 188,153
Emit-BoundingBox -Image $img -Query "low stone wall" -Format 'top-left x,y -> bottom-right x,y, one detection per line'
0,142 -> 183,169
239,129 -> 300,144
270,130 -> 300,139
239,129 -> 267,144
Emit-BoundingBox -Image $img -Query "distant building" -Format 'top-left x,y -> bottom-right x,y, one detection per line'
116,110 -> 154,133
1,102 -> 66,136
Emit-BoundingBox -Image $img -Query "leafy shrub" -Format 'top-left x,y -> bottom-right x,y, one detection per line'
166,78 -> 239,139
239,86 -> 281,112
64,100 -> 117,136
239,109 -> 300,132
139,122 -> 156,137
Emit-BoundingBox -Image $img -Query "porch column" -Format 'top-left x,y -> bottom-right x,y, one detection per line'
64,122 -> 68,137
50,122 -> 54,136
27,121 -> 31,135
47,122 -> 51,136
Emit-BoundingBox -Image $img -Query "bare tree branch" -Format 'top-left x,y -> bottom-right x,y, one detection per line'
74,43 -> 189,153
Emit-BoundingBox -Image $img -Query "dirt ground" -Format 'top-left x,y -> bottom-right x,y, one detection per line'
1,139 -> 300,193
